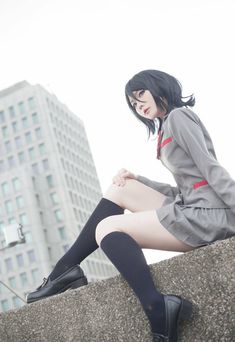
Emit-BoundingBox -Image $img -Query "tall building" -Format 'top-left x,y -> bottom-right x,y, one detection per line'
0,81 -> 118,313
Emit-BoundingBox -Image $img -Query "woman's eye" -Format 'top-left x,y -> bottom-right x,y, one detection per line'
139,90 -> 145,97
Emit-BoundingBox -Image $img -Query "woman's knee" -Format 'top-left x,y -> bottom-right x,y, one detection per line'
103,178 -> 139,207
95,216 -> 122,246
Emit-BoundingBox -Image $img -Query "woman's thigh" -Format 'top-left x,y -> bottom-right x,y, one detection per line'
103,179 -> 167,212
95,210 -> 196,253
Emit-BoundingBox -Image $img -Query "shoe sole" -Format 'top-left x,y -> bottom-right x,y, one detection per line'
27,276 -> 88,304
68,277 -> 88,290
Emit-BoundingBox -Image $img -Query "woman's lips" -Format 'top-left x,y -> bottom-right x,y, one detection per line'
144,107 -> 150,115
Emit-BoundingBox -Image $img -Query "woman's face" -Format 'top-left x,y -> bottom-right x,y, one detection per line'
128,90 -> 166,119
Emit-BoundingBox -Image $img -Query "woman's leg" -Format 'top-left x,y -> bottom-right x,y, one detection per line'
95,179 -> 196,336
27,197 -> 125,303
50,178 -> 170,280
49,198 -> 124,280
99,178 -> 195,252
27,178 -> 186,305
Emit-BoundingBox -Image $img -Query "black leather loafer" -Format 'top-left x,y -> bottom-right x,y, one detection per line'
26,264 -> 88,304
152,294 -> 193,342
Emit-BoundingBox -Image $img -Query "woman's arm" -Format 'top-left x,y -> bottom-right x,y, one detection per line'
136,175 -> 179,198
168,108 -> 235,214
112,168 -> 179,197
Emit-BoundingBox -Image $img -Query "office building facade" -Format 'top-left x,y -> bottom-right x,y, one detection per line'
0,81 -> 118,313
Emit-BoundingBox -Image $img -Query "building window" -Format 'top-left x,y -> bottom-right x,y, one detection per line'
58,226 -> 67,240
25,131 -> 32,144
5,258 -> 13,272
4,140 -> 12,153
35,127 -> 42,139
18,151 -> 25,164
9,276 -> 17,288
50,112 -> 54,122
16,195 -> 25,209
22,117 -> 29,128
9,106 -> 15,118
5,200 -> 14,213
32,163 -> 39,174
2,182 -> 10,196
19,272 -> 28,286
54,209 -> 63,222
2,126 -> 9,138
8,156 -> 15,169
0,160 -> 5,173
39,211 -> 44,224
38,143 -> 46,155
8,217 -> 16,224
50,192 -> 59,205
15,136 -> 23,149
0,238 -> 6,249
18,102 -> 25,115
57,143 -> 61,153
65,174 -> 69,187
12,121 -> 19,133
32,176 -> 36,190
28,147 -> 35,160
0,221 -> 4,234
0,111 -> 5,123
13,296 -> 23,308
48,246 -> 52,259
24,231 -> 32,243
42,159 -> 49,171
31,268 -> 39,283
28,97 -> 36,110
73,208 -> 77,220
61,158 -> 65,170
27,250 -> 36,263
35,194 -> 40,206
78,210 -> 83,222
46,175 -> 54,188
32,112 -> 39,124
43,228 -> 48,241
1,299 -> 10,312
19,213 -> 28,225
69,191 -> 74,204
74,193 -> 79,207
16,254 -> 24,267
12,177 -> 21,191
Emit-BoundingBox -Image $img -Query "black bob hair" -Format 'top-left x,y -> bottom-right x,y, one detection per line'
125,69 -> 195,139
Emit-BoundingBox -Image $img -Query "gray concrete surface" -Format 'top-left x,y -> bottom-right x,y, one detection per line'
0,236 -> 234,342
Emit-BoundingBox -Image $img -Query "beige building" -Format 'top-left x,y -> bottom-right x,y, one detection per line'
0,81 -> 118,313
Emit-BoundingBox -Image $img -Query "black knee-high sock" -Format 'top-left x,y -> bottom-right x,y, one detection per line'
49,198 -> 124,280
100,231 -> 166,335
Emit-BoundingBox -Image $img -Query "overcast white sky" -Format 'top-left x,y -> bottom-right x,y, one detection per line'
0,0 -> 235,264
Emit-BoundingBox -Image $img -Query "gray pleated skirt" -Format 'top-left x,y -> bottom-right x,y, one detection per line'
156,194 -> 235,247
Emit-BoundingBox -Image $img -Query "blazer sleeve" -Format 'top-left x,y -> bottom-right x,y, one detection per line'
136,175 -> 179,198
168,108 -> 235,214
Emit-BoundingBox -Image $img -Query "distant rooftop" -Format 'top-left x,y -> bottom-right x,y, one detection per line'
0,81 -> 31,99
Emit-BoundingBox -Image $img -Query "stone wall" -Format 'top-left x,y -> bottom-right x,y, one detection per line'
0,237 -> 234,341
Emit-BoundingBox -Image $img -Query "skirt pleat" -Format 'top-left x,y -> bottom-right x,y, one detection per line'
156,195 -> 235,247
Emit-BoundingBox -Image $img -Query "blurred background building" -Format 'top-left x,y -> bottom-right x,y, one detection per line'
0,81 -> 118,313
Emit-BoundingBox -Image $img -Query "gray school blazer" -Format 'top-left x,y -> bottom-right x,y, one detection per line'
137,107 -> 235,214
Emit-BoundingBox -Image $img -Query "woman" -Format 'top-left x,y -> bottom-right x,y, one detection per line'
26,70 -> 235,342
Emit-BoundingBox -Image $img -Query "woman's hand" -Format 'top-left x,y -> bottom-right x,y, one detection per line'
112,168 -> 137,187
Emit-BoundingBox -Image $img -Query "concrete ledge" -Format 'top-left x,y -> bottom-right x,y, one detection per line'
0,237 -> 234,342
